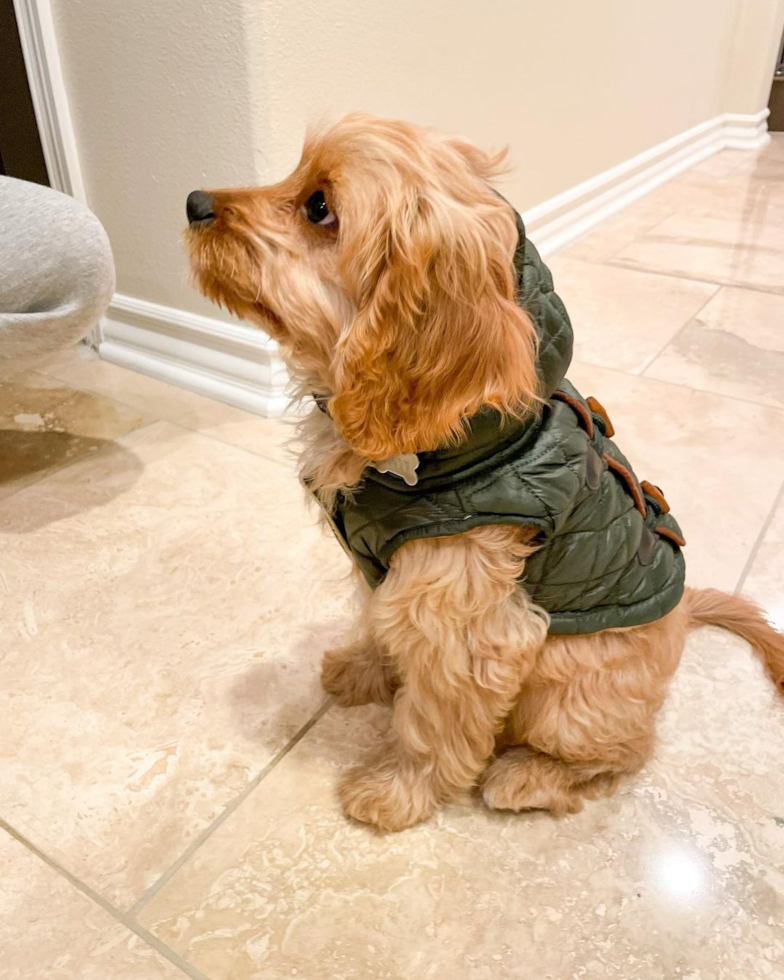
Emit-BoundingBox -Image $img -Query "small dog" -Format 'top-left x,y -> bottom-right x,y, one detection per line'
186,114 -> 784,831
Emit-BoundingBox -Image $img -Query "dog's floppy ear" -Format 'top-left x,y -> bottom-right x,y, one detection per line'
443,138 -> 512,182
329,160 -> 539,461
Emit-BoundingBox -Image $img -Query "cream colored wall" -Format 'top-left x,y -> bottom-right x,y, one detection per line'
51,0 -> 260,315
52,0 -> 784,318
247,0 -> 743,207
723,0 -> 784,112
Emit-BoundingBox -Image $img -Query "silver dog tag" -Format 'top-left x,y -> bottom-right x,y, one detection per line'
372,453 -> 420,486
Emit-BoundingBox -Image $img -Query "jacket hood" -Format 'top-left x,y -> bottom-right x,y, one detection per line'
511,210 -> 573,399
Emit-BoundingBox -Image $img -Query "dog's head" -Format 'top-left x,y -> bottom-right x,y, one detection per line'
186,113 -> 539,460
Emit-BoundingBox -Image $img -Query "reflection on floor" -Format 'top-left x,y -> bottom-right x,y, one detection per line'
2,137 -> 783,979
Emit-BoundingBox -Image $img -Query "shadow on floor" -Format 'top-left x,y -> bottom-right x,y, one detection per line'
0,429 -> 145,531
227,621 -> 354,746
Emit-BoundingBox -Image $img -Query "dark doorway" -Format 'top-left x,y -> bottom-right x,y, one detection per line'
0,0 -> 50,185
768,29 -> 784,132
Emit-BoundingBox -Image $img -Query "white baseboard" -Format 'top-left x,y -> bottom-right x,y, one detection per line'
100,295 -> 291,417
100,109 -> 769,416
525,109 -> 770,256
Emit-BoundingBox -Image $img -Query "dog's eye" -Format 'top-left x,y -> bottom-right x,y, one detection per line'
302,190 -> 336,226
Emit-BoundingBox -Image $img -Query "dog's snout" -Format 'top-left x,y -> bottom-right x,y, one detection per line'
186,190 -> 215,225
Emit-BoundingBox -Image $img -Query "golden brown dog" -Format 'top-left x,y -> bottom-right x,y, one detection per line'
186,114 -> 784,831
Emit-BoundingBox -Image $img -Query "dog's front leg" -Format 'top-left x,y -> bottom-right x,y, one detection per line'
339,529 -> 547,831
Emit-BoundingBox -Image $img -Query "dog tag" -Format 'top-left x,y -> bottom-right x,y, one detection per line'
372,453 -> 420,486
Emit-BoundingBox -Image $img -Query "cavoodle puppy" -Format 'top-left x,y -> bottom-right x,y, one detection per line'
185,113 -> 784,831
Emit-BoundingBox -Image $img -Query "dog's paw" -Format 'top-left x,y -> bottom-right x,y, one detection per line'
321,643 -> 397,707
339,761 -> 435,831
481,751 -> 583,816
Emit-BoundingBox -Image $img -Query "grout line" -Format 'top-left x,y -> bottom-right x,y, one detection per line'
571,355 -> 784,416
163,418 -> 297,473
603,261 -> 728,289
638,283 -> 722,376
0,817 -> 212,980
42,355 -> 302,472
128,697 -> 334,918
554,218 -> 671,266
734,477 -> 784,595
604,259 -> 784,298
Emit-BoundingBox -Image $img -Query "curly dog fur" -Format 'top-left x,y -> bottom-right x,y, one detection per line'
187,113 -> 784,831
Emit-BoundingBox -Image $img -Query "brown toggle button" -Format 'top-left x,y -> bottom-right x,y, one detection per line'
655,525 -> 686,547
586,396 -> 615,438
641,479 -> 670,514
603,453 -> 646,517
551,390 -> 594,438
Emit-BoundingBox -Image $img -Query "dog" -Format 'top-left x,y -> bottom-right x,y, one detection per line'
185,113 -> 784,831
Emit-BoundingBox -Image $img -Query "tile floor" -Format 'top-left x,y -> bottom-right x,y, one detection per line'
2,138 -> 784,979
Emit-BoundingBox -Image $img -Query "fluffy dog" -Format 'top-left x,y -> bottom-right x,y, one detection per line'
186,114 -> 784,831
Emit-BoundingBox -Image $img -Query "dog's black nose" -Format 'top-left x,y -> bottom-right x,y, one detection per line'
186,190 -> 215,224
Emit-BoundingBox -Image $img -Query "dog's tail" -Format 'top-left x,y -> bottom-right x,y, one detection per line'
685,587 -> 784,696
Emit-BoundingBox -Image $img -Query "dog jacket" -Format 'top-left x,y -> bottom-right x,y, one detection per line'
316,215 -> 686,636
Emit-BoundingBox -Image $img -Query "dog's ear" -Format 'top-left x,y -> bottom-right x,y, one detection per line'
443,138 -> 512,182
329,164 -> 539,461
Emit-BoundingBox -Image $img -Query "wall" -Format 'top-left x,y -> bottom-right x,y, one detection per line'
247,0 -> 742,207
723,0 -> 784,112
51,0 -> 260,316
52,0 -> 784,320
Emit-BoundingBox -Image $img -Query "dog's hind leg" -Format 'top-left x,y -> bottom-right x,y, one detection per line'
481,746 -> 635,816
483,604 -> 688,815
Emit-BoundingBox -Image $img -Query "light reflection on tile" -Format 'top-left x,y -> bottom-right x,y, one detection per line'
138,624 -> 784,980
561,141 -> 784,265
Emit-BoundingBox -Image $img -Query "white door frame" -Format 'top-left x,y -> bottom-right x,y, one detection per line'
11,0 -> 86,202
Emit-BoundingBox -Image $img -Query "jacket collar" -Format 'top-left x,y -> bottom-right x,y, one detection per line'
376,407 -> 542,491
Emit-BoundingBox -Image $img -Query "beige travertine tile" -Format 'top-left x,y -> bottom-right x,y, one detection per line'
558,192 -> 686,265
49,354 -> 246,422
741,486 -> 784,632
0,420 -> 353,908
565,362 -> 784,592
687,147 -> 762,177
48,353 -> 296,464
138,625 -> 784,980
546,257 -> 717,373
170,397 -> 297,466
644,287 -> 784,408
0,340 -> 93,381
0,370 -> 150,499
735,135 -> 784,181
559,164 -> 782,265
0,831 -> 188,980
610,205 -> 784,293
